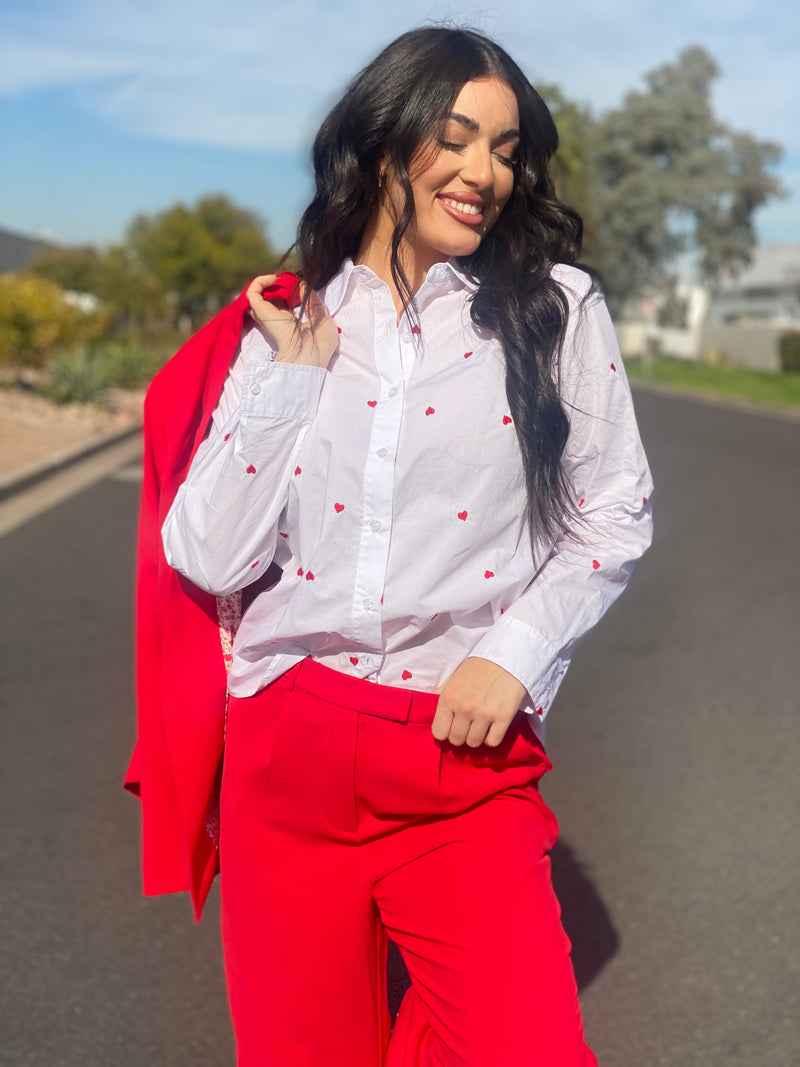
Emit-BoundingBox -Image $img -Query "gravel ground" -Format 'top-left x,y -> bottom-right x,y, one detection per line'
0,382 -> 144,486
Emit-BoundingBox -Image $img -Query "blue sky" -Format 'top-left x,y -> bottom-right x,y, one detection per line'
1,0 -> 797,255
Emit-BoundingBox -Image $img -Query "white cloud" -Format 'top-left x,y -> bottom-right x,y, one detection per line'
1,0 -> 796,154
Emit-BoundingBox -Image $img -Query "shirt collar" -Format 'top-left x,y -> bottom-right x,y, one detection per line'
321,256 -> 479,316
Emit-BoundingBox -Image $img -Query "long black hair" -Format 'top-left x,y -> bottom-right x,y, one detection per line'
296,27 -> 586,549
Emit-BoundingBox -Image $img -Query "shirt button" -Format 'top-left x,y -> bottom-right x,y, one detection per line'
377,448 -> 389,458
249,383 -> 262,396
362,598 -> 375,611
369,519 -> 382,532
388,386 -> 398,397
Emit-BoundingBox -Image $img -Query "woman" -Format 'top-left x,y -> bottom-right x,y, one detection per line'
153,25 -> 652,1067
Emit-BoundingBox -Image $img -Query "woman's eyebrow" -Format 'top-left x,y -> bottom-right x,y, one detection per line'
446,112 -> 520,140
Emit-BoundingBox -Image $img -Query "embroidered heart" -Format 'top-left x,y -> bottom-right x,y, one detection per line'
643,496 -> 648,505
425,406 -> 435,416
502,415 -> 512,425
297,567 -> 304,577
251,561 -> 259,569
592,560 -> 600,570
579,498 -> 585,507
484,570 -> 494,579
463,351 -> 472,359
350,656 -> 359,666
402,670 -> 413,680
306,571 -> 315,581
294,466 -> 302,475
224,433 -> 231,441
337,326 -> 342,334
610,363 -> 616,371
279,532 -> 289,539
535,706 -> 544,716
458,510 -> 468,521
411,325 -> 421,335
367,400 -> 377,408
246,464 -> 256,474
334,502 -> 345,513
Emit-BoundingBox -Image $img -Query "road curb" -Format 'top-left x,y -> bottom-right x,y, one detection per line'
629,379 -> 800,423
0,423 -> 143,503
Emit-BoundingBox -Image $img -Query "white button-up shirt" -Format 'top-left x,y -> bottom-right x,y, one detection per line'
162,258 -> 653,740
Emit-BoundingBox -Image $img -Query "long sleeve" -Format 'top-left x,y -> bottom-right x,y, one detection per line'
162,328 -> 327,597
471,286 -> 654,718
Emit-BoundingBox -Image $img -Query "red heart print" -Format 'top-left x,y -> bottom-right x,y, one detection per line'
294,466 -> 302,476
463,351 -> 472,359
337,326 -> 342,334
502,415 -> 512,425
224,433 -> 231,441
350,656 -> 359,666
484,570 -> 494,579
535,706 -> 544,716
458,510 -> 468,521
411,325 -> 421,335
279,532 -> 289,539
334,503 -> 345,513
251,561 -> 259,569
610,363 -> 616,371
246,464 -> 256,474
306,571 -> 315,581
592,560 -> 600,570
643,496 -> 648,505
425,406 -> 435,416
402,670 -> 413,680
579,498 -> 585,507
297,567 -> 304,577
367,400 -> 377,408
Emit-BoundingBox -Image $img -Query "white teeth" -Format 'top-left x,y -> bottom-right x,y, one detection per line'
441,198 -> 482,216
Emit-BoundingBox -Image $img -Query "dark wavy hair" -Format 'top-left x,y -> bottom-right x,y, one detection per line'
295,27 -> 586,549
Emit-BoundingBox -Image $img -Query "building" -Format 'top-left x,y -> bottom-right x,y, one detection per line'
0,226 -> 55,274
707,242 -> 800,327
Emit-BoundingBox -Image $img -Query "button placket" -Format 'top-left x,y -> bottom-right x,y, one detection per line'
351,291 -> 402,647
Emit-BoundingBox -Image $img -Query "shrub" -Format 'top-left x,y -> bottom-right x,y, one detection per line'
41,341 -> 164,404
0,273 -> 105,368
779,332 -> 800,374
41,346 -> 111,404
100,341 -> 164,389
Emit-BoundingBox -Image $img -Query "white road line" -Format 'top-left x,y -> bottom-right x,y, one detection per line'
0,437 -> 143,538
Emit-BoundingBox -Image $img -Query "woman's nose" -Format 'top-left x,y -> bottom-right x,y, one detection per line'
460,143 -> 494,189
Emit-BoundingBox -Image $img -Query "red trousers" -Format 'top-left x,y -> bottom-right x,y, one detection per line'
220,658 -> 598,1066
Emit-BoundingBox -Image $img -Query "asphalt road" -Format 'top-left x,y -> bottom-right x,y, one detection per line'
1,388 -> 798,1067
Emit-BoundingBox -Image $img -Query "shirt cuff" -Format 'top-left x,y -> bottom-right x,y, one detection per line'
240,359 -> 327,421
470,613 -> 570,717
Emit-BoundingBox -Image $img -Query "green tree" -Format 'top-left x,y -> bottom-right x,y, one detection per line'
126,194 -> 279,327
540,84 -> 599,241
584,47 -> 783,312
30,244 -> 165,332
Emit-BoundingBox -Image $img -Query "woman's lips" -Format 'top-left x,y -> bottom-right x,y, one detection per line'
437,195 -> 485,227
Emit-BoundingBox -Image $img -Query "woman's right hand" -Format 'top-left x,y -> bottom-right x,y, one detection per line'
246,274 -> 339,369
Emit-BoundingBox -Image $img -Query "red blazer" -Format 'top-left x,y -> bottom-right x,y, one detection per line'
125,291 -> 252,919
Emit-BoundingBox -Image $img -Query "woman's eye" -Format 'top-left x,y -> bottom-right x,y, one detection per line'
494,152 -> 516,168
438,139 -> 466,153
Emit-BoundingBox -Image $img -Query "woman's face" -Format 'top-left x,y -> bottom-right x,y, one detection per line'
385,77 -> 520,270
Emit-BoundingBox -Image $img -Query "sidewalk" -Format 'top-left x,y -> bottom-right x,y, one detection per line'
0,384 -> 144,500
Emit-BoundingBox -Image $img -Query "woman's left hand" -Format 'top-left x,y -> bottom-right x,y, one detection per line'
431,658 -> 528,748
